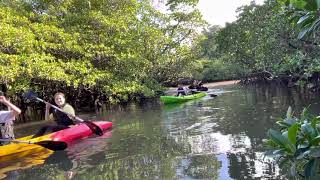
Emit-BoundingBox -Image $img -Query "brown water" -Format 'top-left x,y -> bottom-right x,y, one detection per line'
4,84 -> 320,179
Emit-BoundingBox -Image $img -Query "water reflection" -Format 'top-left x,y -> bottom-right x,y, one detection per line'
13,131 -> 112,180
160,84 -> 319,179
9,84 -> 320,179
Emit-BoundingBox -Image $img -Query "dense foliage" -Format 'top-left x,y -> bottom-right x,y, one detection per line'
0,0 -> 205,104
266,107 -> 320,179
277,0 -> 320,39
198,0 -> 320,88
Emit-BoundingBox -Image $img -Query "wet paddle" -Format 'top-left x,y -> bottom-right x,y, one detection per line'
209,94 -> 218,97
23,91 -> 104,136
0,139 -> 67,151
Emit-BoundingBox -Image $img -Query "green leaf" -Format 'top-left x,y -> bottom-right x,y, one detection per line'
291,0 -> 307,9
308,18 -> 320,32
311,116 -> 320,128
268,129 -> 287,147
310,135 -> 320,145
298,26 -> 311,39
304,0 -> 318,11
301,123 -> 316,140
283,131 -> 296,152
297,13 -> 312,26
277,0 -> 289,4
288,124 -> 299,145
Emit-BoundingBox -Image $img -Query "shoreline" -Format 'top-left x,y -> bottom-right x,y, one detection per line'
168,80 -> 239,90
201,80 -> 239,88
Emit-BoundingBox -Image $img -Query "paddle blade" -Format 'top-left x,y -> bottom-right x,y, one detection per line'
23,90 -> 38,100
35,141 -> 68,151
84,121 -> 104,136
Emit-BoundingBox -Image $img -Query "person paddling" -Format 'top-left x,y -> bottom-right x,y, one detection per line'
0,93 -> 21,145
188,80 -> 198,90
33,92 -> 75,138
176,84 -> 187,96
196,81 -> 208,91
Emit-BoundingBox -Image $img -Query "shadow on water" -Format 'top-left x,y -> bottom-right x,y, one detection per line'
6,84 -> 320,179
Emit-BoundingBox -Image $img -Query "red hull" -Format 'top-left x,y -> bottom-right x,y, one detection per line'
50,121 -> 113,143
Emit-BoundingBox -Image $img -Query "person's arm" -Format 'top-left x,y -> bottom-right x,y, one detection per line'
0,96 -> 21,116
63,104 -> 75,119
45,102 -> 54,121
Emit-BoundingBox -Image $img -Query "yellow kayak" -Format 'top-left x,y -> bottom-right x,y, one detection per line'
0,134 -> 53,162
0,147 -> 52,179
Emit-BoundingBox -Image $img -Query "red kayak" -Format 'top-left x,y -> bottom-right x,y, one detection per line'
0,121 -> 112,162
51,121 -> 113,144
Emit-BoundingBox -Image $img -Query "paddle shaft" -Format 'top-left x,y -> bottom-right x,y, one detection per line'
35,97 -> 85,123
0,139 -> 35,144
0,138 -> 68,151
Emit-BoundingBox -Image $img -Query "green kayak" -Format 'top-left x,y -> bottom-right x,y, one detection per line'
160,92 -> 206,104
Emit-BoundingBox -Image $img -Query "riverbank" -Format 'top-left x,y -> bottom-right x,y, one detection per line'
201,80 -> 239,88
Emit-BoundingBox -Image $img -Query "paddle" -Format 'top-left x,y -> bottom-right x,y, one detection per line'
209,94 -> 218,97
0,139 -> 67,151
23,91 -> 104,136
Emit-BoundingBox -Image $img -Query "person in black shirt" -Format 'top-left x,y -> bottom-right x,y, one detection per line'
32,92 -> 75,138
176,84 -> 187,96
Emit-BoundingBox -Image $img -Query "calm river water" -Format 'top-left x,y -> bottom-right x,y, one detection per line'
3,84 -> 320,180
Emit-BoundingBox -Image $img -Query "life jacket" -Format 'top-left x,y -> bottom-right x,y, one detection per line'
52,104 -> 75,126
0,121 -> 14,145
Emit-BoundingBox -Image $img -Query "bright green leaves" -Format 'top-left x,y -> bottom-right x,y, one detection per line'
277,0 -> 320,38
288,124 -> 299,146
210,1 -> 290,73
292,0 -> 308,9
0,0 -> 205,102
295,12 -> 320,39
266,107 -> 320,178
268,129 -> 296,153
268,120 -> 298,155
278,0 -> 320,10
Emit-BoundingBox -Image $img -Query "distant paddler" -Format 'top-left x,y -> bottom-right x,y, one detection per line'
176,84 -> 187,96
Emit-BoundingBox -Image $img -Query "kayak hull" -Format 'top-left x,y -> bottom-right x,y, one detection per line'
0,148 -> 52,179
160,92 -> 206,104
0,121 -> 112,162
